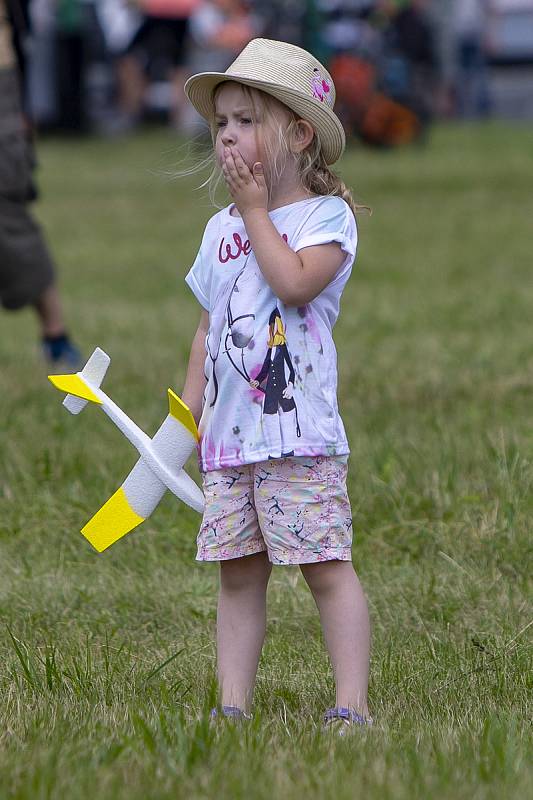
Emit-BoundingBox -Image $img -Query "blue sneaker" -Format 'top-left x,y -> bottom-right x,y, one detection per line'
43,334 -> 82,373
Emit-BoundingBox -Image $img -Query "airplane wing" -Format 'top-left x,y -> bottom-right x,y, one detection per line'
81,457 -> 166,552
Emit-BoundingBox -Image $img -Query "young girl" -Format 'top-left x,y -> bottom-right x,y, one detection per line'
181,38 -> 371,731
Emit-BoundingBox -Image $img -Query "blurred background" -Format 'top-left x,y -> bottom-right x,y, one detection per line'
8,0 -> 533,142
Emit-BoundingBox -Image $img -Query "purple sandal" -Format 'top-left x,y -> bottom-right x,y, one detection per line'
210,705 -> 252,722
323,707 -> 372,735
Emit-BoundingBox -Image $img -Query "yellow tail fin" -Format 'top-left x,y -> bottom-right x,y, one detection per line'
167,389 -> 199,441
48,374 -> 102,405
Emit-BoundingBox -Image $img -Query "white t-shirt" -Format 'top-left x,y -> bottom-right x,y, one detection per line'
185,195 -> 357,472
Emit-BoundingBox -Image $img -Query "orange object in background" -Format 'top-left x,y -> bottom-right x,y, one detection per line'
329,53 -> 421,146
330,54 -> 376,109
360,94 -> 420,146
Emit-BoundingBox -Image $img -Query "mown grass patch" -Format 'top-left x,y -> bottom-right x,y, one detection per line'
0,123 -> 531,798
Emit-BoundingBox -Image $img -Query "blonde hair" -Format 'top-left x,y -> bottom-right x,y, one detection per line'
188,83 -> 367,215
260,97 -> 368,217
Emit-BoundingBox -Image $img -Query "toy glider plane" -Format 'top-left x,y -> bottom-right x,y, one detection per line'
48,347 -> 204,553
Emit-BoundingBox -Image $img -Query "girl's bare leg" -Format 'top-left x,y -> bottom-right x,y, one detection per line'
300,560 -> 370,717
217,551 -> 272,713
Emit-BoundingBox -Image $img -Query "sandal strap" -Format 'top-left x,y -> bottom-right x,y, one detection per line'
323,707 -> 369,726
210,705 -> 252,720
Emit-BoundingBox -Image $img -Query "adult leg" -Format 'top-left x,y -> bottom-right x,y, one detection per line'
170,64 -> 188,129
217,551 -> 272,713
33,282 -> 67,337
0,196 -> 67,339
300,559 -> 370,717
116,54 -> 147,119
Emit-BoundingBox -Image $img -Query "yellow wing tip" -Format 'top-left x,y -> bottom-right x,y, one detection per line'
168,389 -> 199,441
48,374 -> 102,404
81,487 -> 144,552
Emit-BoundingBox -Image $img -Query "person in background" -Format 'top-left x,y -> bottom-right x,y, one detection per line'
316,0 -> 378,63
54,0 -> 89,132
322,0 -> 422,147
0,0 -> 81,368
259,0 -> 309,49
112,0 -> 200,131
179,0 -> 260,134
378,0 -> 438,133
452,0 -> 490,118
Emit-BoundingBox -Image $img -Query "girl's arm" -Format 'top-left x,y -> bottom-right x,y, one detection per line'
181,309 -> 209,426
244,211 -> 344,307
222,147 -> 345,307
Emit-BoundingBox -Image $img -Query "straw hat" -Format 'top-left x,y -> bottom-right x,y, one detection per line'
184,38 -> 346,165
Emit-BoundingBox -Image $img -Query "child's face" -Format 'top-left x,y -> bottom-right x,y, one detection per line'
214,83 -> 263,173
214,83 -> 293,181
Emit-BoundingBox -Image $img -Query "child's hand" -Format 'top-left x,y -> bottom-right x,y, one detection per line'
249,379 -> 259,389
222,146 -> 268,217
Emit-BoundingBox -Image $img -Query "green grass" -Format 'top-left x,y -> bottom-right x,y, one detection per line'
0,123 -> 531,799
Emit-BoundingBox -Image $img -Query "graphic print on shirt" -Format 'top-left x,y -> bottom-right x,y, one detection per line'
201,257 -> 302,460
249,307 -> 301,458
203,256 -> 266,410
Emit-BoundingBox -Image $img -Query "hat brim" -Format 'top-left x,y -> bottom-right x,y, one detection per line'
184,71 -> 345,165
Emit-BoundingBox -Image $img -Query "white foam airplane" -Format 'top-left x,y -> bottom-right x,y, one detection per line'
48,347 -> 204,553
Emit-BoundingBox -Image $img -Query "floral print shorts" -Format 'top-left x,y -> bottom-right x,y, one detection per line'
197,455 -> 353,565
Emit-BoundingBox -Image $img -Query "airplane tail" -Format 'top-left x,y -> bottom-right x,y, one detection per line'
48,347 -> 110,415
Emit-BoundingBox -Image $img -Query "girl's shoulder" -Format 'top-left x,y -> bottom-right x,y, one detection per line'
269,194 -> 352,223
200,206 -> 232,238
297,195 -> 357,232
309,194 -> 353,216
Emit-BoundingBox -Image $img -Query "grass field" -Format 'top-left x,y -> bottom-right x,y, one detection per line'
0,124 -> 531,799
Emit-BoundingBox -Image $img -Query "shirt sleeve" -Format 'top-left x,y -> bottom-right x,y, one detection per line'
185,248 -> 209,311
292,197 -> 358,274
185,222 -> 211,311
